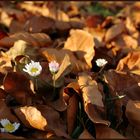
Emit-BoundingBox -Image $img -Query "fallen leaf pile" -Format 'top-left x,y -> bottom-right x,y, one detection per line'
0,1 -> 140,139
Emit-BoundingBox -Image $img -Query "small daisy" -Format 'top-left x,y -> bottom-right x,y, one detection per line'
0,119 -> 20,133
96,58 -> 108,67
49,60 -> 59,74
23,60 -> 42,77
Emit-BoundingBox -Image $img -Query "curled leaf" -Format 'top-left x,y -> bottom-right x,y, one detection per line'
116,51 -> 140,75
78,73 -> 110,126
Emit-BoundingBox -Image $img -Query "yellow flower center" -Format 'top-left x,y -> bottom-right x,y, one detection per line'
4,123 -> 15,132
30,67 -> 38,73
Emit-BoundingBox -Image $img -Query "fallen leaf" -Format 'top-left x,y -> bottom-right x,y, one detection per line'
78,73 -> 110,126
19,2 -> 69,21
67,94 -> 79,135
6,40 -> 39,60
24,16 -> 55,33
85,15 -> 104,28
126,100 -> 140,130
0,32 -> 52,48
40,54 -> 72,87
0,133 -> 24,139
30,130 -> 56,139
3,72 -> 33,105
41,48 -> 89,73
78,73 -> 104,107
79,129 -> 95,139
64,29 -> 95,68
47,88 -> 67,112
116,51 -> 140,75
104,22 -> 126,43
105,70 -> 140,106
0,52 -> 13,74
95,124 -> 125,139
37,105 -> 69,138
0,88 -> 7,99
0,99 -> 19,122
14,105 -> 69,138
14,106 -> 47,130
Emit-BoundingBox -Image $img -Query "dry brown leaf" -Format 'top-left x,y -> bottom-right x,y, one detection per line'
104,22 -> 126,43
19,2 -> 69,21
79,129 -> 95,139
14,106 -> 47,130
0,32 -> 52,48
95,124 -> 125,139
10,20 -> 25,33
64,29 -> 95,68
41,48 -> 89,73
40,54 -> 72,87
0,88 -> 7,99
31,130 -> 56,139
3,72 -> 33,105
125,17 -> 137,35
0,133 -> 24,139
14,105 -> 69,138
116,51 -> 140,75
0,52 -> 13,74
110,34 -> 138,51
85,15 -> 104,28
0,99 -> 19,122
24,16 -> 55,33
1,7 -> 28,22
78,73 -> 104,107
37,105 -> 69,138
41,29 -> 94,73
18,2 -> 49,17
105,70 -> 140,106
78,73 -> 110,126
67,94 -> 79,135
47,88 -> 67,112
126,100 -> 140,130
6,40 -> 39,60
64,82 -> 81,97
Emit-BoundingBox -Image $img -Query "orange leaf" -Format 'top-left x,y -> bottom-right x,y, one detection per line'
64,29 -> 95,68
116,51 -> 140,75
78,73 -> 110,126
14,105 -> 69,138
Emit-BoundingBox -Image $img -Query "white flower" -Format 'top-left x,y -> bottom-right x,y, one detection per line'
49,60 -> 59,74
23,60 -> 42,77
0,119 -> 20,133
96,58 -> 108,67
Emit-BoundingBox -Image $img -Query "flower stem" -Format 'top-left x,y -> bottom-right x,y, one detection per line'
52,74 -> 56,100
34,78 -> 38,92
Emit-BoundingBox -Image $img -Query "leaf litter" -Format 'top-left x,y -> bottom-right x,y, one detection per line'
0,1 -> 140,139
